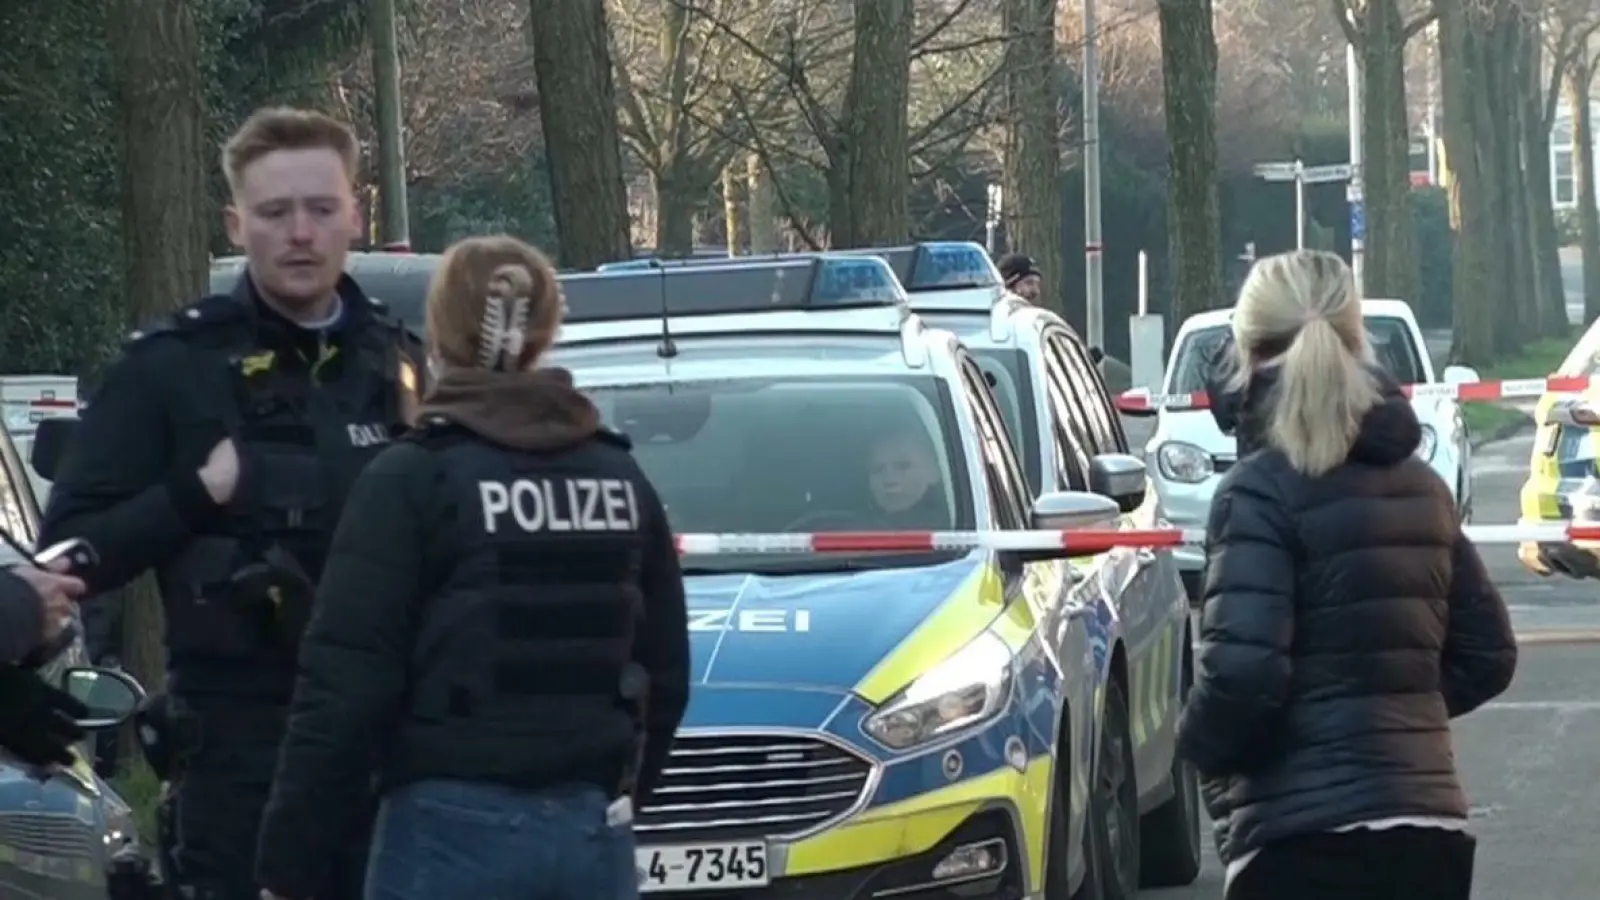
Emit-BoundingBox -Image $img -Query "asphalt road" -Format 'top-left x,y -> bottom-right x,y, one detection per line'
1144,643 -> 1600,899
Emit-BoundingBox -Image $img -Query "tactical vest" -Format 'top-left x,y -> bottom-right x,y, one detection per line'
147,293 -> 411,697
393,424 -> 644,788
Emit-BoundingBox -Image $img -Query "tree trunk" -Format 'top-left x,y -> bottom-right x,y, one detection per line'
108,0 -> 209,702
527,0 -> 632,268
834,0 -> 913,247
368,0 -> 410,247
1358,0 -> 1418,304
653,172 -> 702,257
1477,6 -> 1518,354
1499,14 -> 1539,342
1526,30 -> 1569,336
747,153 -> 780,254
1157,0 -> 1223,321
1437,0 -> 1494,365
1001,0 -> 1063,315
722,163 -> 744,255
1572,60 -> 1600,325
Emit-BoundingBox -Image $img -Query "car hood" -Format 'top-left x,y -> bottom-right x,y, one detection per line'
684,554 -> 992,700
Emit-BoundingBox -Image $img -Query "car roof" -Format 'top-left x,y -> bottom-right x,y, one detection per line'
1175,298 -> 1420,339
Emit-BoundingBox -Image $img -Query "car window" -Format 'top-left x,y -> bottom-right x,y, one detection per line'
967,348 -> 1042,495
1050,332 -> 1126,453
958,358 -> 1029,528
585,375 -> 976,563
1170,317 -> 1426,392
1037,346 -> 1095,491
1365,317 -> 1424,385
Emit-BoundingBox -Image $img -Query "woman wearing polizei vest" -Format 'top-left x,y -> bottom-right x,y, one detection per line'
254,235 -> 691,900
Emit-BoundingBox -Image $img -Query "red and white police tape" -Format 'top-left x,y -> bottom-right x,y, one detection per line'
672,522 -> 1600,555
1113,374 -> 1598,413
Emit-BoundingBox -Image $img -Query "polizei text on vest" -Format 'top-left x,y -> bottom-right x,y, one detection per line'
479,478 -> 641,533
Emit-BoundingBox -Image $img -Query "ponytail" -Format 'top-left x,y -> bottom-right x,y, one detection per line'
1265,316 -> 1379,476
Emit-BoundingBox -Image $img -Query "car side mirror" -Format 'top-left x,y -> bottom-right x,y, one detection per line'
1012,491 -> 1123,563
1442,365 -> 1479,386
1115,387 -> 1158,418
1089,453 -> 1148,512
60,667 -> 145,730
30,418 -> 79,482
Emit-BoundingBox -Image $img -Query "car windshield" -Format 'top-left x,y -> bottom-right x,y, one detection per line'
1168,316 -> 1425,393
585,375 -> 975,573
967,348 -> 1041,493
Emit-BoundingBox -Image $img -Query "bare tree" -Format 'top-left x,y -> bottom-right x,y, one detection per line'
611,1 -> 788,254
1331,0 -> 1434,307
527,0 -> 633,267
1536,0 -> 1600,329
1000,0 -> 1063,312
1157,0 -> 1223,320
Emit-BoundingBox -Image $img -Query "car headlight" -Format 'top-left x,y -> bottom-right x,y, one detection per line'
1417,424 -> 1438,462
1156,440 -> 1213,483
862,631 -> 1014,750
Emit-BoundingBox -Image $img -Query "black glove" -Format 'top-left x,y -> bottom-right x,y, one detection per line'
0,665 -> 88,767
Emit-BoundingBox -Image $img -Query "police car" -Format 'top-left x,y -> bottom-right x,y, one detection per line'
551,256 -> 1195,899
1519,319 -> 1600,578
0,418 -> 149,900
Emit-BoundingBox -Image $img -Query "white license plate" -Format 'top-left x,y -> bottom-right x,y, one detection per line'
638,841 -> 770,892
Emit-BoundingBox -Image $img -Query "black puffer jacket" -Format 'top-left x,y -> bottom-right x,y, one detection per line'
1178,364 -> 1517,865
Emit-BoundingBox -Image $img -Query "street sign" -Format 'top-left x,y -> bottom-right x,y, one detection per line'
1254,160 -> 1353,184
1302,163 -> 1353,184
1350,201 -> 1366,243
1254,162 -> 1299,180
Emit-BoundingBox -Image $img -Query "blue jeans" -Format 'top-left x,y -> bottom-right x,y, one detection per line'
364,779 -> 638,900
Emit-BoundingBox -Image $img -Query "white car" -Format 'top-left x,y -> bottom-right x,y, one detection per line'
1119,299 -> 1477,602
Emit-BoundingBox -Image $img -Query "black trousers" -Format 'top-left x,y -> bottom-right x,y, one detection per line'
1226,826 -> 1476,900
158,704 -> 373,900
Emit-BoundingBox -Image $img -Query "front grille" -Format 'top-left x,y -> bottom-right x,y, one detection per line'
0,813 -> 99,857
636,733 -> 874,841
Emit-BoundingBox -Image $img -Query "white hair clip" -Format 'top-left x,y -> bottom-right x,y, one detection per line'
477,283 -> 531,371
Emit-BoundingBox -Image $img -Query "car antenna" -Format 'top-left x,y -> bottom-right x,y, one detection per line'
649,259 -> 678,360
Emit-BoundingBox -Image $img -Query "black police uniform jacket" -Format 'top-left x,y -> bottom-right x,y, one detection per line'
256,367 -> 690,900
1177,363 -> 1517,865
40,273 -> 421,699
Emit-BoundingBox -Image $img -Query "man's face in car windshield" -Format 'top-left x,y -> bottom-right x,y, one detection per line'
225,147 -> 361,313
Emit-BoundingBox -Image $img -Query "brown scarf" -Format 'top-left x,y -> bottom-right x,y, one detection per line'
418,366 -> 601,451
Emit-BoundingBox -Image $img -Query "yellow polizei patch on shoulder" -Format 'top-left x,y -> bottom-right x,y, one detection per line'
239,350 -> 275,377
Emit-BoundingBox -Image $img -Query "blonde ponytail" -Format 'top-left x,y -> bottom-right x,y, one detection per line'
1266,316 -> 1379,475
1231,249 -> 1378,476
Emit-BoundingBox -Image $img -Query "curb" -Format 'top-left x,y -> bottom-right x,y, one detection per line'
1516,630 -> 1600,646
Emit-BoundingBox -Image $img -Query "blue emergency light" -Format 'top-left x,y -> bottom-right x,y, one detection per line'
599,242 -> 1002,294
836,241 -> 1001,292
561,256 -> 907,325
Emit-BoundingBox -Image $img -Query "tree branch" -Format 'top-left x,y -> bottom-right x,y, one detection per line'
1402,8 -> 1438,41
911,0 -> 976,52
1329,0 -> 1361,45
